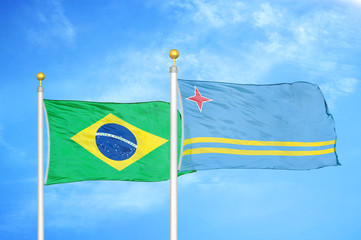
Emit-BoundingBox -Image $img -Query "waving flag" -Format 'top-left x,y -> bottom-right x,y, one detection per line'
44,99 -> 188,185
177,79 -> 339,172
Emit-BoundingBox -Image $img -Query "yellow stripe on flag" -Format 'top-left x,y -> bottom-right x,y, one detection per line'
183,137 -> 336,147
183,147 -> 335,156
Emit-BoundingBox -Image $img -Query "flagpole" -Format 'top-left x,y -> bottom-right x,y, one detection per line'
37,72 -> 45,240
169,49 -> 179,240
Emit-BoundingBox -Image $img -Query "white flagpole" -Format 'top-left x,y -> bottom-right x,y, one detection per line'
37,72 -> 45,240
169,49 -> 179,240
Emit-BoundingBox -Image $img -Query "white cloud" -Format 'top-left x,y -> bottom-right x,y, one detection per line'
165,0 -> 246,28
164,0 -> 360,96
46,1 -> 360,108
27,0 -> 75,45
253,2 -> 283,28
44,46 -> 174,102
245,3 -> 361,92
332,0 -> 361,7
293,26 -> 316,45
181,51 -> 243,82
95,48 -> 171,103
192,0 -> 245,27
320,78 -> 358,108
336,78 -> 358,93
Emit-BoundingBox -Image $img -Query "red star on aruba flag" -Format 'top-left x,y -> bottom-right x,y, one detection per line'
186,86 -> 213,112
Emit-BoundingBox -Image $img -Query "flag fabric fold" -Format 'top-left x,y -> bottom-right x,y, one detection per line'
177,79 -> 339,172
44,99 -> 187,185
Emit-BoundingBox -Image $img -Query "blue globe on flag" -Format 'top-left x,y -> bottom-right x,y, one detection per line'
95,123 -> 137,161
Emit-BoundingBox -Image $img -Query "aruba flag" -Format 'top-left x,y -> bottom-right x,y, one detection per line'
177,79 -> 339,172
44,100 -> 190,185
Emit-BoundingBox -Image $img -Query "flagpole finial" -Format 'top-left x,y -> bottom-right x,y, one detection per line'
36,72 -> 45,87
169,49 -> 179,66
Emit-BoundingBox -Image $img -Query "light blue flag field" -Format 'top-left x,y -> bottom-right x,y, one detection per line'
177,79 -> 339,172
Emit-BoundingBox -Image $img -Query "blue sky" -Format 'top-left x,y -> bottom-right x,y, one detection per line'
1,0 -> 361,239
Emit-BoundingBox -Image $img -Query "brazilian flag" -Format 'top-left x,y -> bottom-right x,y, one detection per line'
44,99 -> 188,185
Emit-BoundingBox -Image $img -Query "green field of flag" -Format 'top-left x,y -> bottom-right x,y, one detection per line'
44,99 -> 189,185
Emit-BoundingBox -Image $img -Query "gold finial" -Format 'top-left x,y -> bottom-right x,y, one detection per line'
36,72 -> 45,87
169,49 -> 179,66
